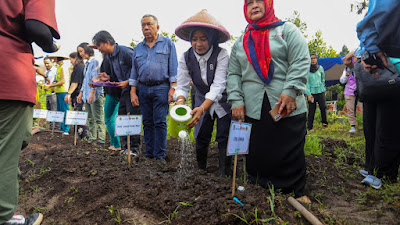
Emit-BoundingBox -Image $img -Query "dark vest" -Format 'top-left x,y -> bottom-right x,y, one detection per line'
184,47 -> 231,114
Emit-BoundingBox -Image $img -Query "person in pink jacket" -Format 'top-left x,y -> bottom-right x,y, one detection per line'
340,56 -> 363,133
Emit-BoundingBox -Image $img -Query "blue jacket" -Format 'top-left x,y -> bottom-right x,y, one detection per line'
357,0 -> 400,57
106,43 -> 134,94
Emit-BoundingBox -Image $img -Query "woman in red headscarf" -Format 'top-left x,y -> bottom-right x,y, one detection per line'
227,0 -> 311,201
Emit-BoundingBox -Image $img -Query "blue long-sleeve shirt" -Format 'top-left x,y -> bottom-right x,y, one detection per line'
81,57 -> 103,103
356,0 -> 400,54
129,35 -> 178,86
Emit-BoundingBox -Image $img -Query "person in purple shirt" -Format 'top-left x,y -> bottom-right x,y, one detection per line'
129,14 -> 178,163
339,57 -> 363,133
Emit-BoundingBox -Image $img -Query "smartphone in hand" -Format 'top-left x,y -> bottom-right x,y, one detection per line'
269,105 -> 287,122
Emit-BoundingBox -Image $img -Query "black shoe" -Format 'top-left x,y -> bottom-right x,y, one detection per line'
196,147 -> 208,170
3,213 -> 43,225
156,157 -> 167,164
218,148 -> 232,177
96,142 -> 105,149
120,149 -> 137,157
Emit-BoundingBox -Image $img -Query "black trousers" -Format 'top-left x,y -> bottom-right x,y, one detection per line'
195,112 -> 231,150
72,96 -> 88,139
363,101 -> 400,180
307,92 -> 327,129
118,90 -> 141,150
245,93 -> 307,198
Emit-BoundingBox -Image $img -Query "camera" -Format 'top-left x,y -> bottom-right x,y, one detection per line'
361,51 -> 385,70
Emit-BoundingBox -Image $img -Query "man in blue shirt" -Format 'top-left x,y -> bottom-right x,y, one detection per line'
129,14 -> 178,162
91,30 -> 141,154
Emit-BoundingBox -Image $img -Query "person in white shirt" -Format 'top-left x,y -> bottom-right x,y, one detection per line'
174,10 -> 232,177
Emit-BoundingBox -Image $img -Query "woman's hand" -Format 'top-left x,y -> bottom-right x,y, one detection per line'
175,97 -> 186,106
64,94 -> 71,104
88,92 -> 95,104
44,85 -> 51,91
307,95 -> 314,103
232,105 -> 245,121
77,93 -> 83,104
277,93 -> 297,115
187,107 -> 204,129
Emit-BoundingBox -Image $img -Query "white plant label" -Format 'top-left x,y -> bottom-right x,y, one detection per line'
47,111 -> 65,123
227,121 -> 252,156
65,111 -> 88,125
33,109 -> 48,119
115,115 -> 142,136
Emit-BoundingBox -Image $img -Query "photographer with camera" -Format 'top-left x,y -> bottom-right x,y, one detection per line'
355,0 -> 400,189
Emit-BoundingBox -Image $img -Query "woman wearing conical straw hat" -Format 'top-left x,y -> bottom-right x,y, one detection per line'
227,0 -> 311,203
174,9 -> 232,177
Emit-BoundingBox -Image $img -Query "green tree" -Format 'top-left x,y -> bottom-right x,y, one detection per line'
308,30 -> 338,58
351,0 -> 368,14
339,45 -> 350,57
286,10 -> 308,38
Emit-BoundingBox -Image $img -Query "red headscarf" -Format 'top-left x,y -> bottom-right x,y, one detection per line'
243,0 -> 283,84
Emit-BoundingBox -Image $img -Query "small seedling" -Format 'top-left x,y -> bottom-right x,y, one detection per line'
70,185 -> 79,194
107,205 -> 122,224
26,159 -> 35,166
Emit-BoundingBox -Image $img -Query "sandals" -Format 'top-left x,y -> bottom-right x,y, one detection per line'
108,146 -> 121,151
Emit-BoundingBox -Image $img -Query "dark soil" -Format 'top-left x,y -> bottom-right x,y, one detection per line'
16,132 -> 399,224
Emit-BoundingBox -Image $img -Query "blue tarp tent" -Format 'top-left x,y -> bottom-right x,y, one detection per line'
317,57 -> 345,87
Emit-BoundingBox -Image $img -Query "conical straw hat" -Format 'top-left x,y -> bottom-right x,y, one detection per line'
175,9 -> 230,43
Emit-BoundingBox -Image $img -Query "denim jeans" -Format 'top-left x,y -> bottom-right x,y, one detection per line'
138,83 -> 169,158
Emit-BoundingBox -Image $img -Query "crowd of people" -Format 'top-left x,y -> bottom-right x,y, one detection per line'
1,0 -> 399,224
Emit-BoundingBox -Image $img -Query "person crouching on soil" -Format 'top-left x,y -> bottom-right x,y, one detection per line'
227,0 -> 311,203
174,10 -> 232,177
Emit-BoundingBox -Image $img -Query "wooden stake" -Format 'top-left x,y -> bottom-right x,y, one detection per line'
127,113 -> 131,167
231,154 -> 238,198
288,197 -> 323,225
51,122 -> 55,135
74,125 -> 77,146
127,134 -> 131,166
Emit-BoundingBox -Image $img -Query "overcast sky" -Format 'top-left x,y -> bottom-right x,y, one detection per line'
34,0 -> 364,59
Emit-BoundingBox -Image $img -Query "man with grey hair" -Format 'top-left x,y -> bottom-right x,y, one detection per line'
129,14 -> 178,163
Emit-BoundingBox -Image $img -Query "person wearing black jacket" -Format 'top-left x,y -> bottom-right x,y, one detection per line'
91,30 -> 141,154
100,56 -> 122,150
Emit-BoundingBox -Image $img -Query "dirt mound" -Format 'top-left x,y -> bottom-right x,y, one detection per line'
15,132 -> 399,224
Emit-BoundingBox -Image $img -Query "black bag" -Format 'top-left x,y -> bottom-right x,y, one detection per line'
355,59 -> 400,102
